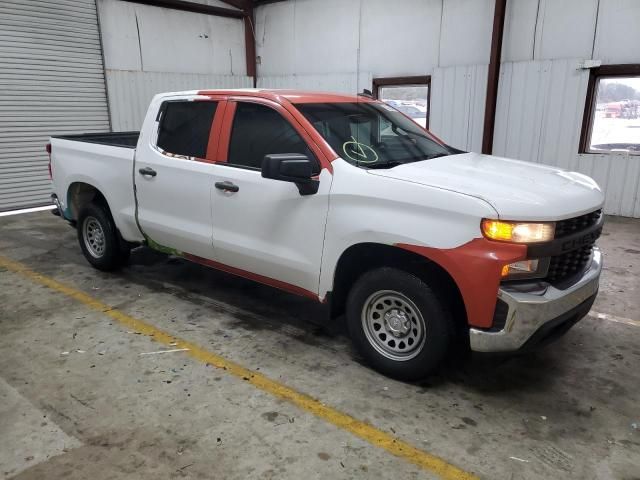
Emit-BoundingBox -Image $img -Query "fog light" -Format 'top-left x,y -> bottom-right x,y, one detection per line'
501,258 -> 548,280
508,259 -> 538,274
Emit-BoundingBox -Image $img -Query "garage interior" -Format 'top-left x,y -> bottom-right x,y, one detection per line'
1,0 -> 640,479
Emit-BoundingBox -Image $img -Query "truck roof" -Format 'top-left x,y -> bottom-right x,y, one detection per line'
161,88 -> 377,104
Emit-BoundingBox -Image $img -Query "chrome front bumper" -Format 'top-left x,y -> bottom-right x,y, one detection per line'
469,247 -> 602,352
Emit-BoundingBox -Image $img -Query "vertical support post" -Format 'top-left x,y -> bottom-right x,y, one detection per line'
481,0 -> 507,154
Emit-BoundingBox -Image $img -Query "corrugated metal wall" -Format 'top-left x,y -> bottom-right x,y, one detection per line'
106,71 -> 252,131
257,73 -> 372,95
493,60 -> 588,169
430,64 -> 488,153
98,0 -> 250,131
493,59 -> 640,217
0,0 -> 110,211
254,0 -> 640,218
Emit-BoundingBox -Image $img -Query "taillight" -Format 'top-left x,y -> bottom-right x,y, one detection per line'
46,142 -> 52,179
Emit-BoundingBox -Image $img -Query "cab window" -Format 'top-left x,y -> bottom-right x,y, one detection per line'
157,101 -> 217,158
228,102 -> 317,172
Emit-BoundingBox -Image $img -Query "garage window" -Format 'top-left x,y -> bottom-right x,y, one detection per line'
580,65 -> 640,155
157,101 -> 217,159
373,76 -> 430,129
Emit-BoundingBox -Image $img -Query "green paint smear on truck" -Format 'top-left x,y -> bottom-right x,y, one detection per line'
145,236 -> 182,256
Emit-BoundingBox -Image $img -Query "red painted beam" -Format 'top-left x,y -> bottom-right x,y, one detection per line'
218,0 -> 250,12
124,0 -> 244,18
481,0 -> 507,155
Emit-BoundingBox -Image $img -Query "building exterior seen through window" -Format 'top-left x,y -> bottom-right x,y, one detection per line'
588,76 -> 640,154
379,85 -> 429,129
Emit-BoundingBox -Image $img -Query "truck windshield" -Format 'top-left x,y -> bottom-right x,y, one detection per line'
296,102 -> 454,169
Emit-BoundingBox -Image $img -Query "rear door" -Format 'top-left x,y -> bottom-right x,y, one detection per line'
209,99 -> 332,298
135,96 -> 225,259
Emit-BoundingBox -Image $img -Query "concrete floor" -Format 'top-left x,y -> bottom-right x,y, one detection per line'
0,211 -> 639,480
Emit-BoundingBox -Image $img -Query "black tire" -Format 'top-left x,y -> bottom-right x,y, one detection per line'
77,202 -> 129,271
346,267 -> 452,381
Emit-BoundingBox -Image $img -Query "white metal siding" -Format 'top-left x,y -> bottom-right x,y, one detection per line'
257,73 -> 372,96
106,70 -> 253,131
97,0 -> 249,132
430,64 -> 488,152
493,59 -> 640,218
0,0 -> 110,211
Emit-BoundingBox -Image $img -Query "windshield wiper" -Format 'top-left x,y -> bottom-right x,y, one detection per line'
364,154 -> 449,169
364,161 -> 404,169
424,153 -> 449,160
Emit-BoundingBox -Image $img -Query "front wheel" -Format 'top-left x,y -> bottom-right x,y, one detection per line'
346,267 -> 452,381
77,202 -> 129,271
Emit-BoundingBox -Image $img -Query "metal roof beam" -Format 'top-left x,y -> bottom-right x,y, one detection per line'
122,0 -> 245,18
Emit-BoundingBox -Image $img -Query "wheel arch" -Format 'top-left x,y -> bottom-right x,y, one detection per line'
66,181 -> 111,221
329,242 -> 468,342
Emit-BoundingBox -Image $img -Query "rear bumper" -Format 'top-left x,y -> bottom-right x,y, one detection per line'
469,247 -> 601,352
51,193 -> 63,214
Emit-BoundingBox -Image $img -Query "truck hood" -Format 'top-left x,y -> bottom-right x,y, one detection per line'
367,152 -> 604,220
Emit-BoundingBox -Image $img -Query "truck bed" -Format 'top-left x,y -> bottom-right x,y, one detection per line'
52,132 -> 140,148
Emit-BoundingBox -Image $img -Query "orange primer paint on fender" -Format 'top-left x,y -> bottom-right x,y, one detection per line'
397,238 -> 527,328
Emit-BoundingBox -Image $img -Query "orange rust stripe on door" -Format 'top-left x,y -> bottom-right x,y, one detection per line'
183,253 -> 321,302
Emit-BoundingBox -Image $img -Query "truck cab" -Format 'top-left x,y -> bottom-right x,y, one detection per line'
49,89 -> 604,380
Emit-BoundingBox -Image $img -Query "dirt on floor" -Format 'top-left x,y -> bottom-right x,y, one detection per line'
0,211 -> 639,480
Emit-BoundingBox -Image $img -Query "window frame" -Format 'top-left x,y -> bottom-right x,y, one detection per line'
579,64 -> 640,155
219,98 -> 322,174
154,98 -> 221,162
372,76 -> 431,129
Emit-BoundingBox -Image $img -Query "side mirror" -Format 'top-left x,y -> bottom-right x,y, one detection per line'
261,154 -> 319,195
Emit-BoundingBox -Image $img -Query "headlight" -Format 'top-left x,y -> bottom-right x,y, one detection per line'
481,219 -> 555,243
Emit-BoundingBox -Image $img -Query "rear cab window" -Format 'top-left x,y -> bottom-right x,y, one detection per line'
156,101 -> 217,159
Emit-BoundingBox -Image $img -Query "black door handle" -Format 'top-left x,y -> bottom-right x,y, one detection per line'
138,167 -> 157,177
215,181 -> 239,192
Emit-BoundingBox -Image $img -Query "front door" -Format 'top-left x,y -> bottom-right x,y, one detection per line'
135,97 -> 222,259
210,100 -> 332,298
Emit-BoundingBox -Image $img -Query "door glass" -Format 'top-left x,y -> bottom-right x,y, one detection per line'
228,102 -> 316,171
379,85 -> 429,128
157,101 -> 217,158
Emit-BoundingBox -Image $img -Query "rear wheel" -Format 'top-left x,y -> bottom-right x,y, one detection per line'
77,202 -> 129,271
346,267 -> 452,381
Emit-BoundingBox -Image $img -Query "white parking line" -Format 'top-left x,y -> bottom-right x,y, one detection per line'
0,205 -> 55,217
139,348 -> 190,356
589,311 -> 640,328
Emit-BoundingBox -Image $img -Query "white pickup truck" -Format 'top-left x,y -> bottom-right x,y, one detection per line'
49,89 -> 604,380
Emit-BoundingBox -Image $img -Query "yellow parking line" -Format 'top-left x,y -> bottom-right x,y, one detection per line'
0,255 -> 478,480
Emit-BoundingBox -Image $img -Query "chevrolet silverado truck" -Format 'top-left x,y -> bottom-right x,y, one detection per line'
48,89 -> 604,380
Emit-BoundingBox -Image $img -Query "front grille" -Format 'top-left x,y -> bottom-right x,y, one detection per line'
546,245 -> 593,283
543,209 -> 602,284
554,209 -> 602,238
